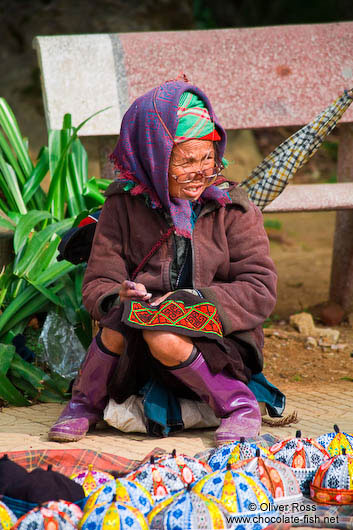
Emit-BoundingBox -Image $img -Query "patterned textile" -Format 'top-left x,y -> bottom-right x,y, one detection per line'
1,449 -> 353,528
208,441 -> 274,472
195,434 -> 282,462
316,426 -> 353,457
155,453 -> 212,485
175,91 -> 221,142
110,80 -> 230,239
0,448 -> 165,479
148,489 -> 229,530
192,467 -> 275,521
270,436 -> 330,495
126,462 -> 185,501
69,465 -> 114,496
84,478 -> 153,518
123,298 -> 223,339
240,89 -> 353,210
310,453 -> 353,505
231,455 -> 302,505
78,500 -> 149,530
0,500 -> 17,529
13,500 -> 83,530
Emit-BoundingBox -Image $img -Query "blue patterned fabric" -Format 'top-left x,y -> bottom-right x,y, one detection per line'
79,501 -> 148,529
208,441 -> 274,472
317,429 -> 353,456
192,468 -> 276,529
84,479 -> 153,517
148,489 -> 229,530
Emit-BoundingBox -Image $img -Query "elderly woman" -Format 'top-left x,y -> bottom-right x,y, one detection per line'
48,78 -> 277,444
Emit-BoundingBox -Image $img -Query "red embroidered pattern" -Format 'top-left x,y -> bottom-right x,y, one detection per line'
127,300 -> 223,337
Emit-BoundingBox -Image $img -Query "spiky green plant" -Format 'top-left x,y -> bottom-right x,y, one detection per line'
0,99 -> 111,404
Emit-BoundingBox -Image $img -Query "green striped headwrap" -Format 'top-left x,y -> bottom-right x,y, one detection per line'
174,91 -> 221,143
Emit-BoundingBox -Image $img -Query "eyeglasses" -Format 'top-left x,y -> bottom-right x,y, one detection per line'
169,163 -> 224,185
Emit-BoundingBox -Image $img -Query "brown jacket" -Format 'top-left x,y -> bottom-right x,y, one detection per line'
82,183 -> 277,354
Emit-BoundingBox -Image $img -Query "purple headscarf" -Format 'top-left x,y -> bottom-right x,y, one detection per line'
110,80 -> 231,238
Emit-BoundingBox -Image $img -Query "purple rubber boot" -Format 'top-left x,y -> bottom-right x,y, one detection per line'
48,337 -> 119,442
171,352 -> 261,444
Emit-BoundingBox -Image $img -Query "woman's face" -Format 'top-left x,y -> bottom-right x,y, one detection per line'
168,139 -> 215,201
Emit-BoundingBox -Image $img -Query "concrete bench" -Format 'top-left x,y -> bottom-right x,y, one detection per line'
33,23 -> 353,312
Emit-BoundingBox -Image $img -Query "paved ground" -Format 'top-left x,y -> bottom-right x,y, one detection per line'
0,382 -> 352,459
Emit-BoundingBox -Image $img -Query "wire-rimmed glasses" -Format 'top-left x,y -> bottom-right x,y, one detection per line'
169,163 -> 224,186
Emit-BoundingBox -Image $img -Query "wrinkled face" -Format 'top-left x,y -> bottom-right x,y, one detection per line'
168,139 -> 215,201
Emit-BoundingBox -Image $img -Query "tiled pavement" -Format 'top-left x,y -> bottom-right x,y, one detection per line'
0,382 -> 352,459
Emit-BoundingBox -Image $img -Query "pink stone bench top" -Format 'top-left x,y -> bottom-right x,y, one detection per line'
34,22 -> 353,135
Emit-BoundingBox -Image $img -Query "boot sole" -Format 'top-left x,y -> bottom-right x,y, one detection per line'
48,431 -> 86,443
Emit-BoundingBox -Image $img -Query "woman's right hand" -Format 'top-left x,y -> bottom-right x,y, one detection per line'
119,280 -> 152,303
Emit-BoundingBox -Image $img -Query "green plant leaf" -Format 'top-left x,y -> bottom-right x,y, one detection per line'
0,372 -> 30,405
0,196 -> 10,214
37,387 -> 67,403
0,217 -> 15,232
26,235 -> 61,281
0,98 -> 33,178
44,370 -> 70,396
71,138 -> 88,190
48,129 -> 66,220
48,129 -> 62,181
13,210 -> 53,254
0,285 -> 46,337
0,155 -> 27,214
29,281 -> 64,306
0,263 -> 14,306
10,353 -> 69,401
0,172 -> 17,213
0,131 -> 26,186
10,352 -> 47,390
95,178 -> 113,190
37,260 -> 76,285
0,343 -> 16,375
8,373 -> 39,400
6,211 -> 21,224
22,146 -> 49,205
74,267 -> 84,305
83,181 -> 105,205
67,151 -> 87,212
66,154 -> 84,217
46,107 -> 110,215
2,320 -> 27,345
74,310 -> 92,349
14,218 -> 73,277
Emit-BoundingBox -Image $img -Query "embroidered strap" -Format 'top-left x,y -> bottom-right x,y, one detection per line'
131,227 -> 174,281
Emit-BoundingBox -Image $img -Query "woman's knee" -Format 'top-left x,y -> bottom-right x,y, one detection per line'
142,330 -> 193,365
100,327 -> 125,354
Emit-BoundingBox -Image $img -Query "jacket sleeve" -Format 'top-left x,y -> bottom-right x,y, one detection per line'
82,195 -> 128,320
199,203 -> 277,335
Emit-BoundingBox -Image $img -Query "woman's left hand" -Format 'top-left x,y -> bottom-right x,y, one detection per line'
150,291 -> 173,306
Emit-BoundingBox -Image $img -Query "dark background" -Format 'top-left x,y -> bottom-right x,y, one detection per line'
0,0 -> 352,152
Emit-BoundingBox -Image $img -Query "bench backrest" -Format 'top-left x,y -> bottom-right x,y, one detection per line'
33,22 -> 353,136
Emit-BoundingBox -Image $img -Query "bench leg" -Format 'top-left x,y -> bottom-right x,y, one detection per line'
330,124 -> 353,313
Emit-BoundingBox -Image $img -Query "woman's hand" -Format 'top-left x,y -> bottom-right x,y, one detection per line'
119,280 -> 152,303
150,291 -> 173,306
